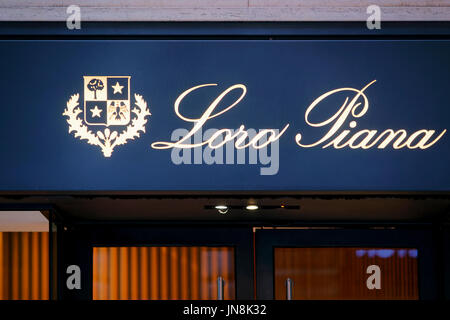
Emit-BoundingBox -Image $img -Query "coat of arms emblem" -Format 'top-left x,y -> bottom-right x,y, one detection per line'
63,76 -> 151,157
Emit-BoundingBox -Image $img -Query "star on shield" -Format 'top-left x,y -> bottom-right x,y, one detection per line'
83,76 -> 131,126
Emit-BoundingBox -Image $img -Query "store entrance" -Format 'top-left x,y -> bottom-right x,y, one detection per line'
93,246 -> 236,300
64,225 -> 253,300
78,225 -> 437,300
255,228 -> 437,300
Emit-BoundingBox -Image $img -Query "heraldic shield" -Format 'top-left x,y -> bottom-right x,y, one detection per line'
63,75 -> 151,157
84,76 -> 131,126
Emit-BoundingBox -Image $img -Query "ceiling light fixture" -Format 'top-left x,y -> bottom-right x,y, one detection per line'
246,204 -> 259,211
215,205 -> 229,214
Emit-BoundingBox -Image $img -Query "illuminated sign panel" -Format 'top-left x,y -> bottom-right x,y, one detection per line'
0,40 -> 449,191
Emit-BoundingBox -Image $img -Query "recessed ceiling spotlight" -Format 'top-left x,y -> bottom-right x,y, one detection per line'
246,204 -> 259,211
215,205 -> 229,214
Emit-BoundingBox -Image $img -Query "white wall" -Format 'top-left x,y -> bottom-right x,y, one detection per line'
0,0 -> 449,21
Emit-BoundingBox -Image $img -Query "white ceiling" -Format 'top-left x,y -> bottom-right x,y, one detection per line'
0,211 -> 48,232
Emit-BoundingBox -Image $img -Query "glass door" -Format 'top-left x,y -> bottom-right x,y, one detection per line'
255,228 -> 436,300
93,246 -> 235,300
62,225 -> 253,300
274,247 -> 418,300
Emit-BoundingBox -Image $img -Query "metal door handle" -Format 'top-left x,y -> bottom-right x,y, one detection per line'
286,278 -> 293,300
217,276 -> 224,300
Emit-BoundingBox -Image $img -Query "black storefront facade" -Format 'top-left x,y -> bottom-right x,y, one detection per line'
0,22 -> 449,301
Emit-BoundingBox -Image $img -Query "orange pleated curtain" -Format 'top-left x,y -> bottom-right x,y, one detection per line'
93,246 -> 235,300
0,232 -> 49,300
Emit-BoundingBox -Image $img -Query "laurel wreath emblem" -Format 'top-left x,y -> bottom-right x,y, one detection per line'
62,93 -> 151,157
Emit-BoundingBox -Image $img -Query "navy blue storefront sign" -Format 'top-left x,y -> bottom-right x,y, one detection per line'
0,40 -> 449,191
